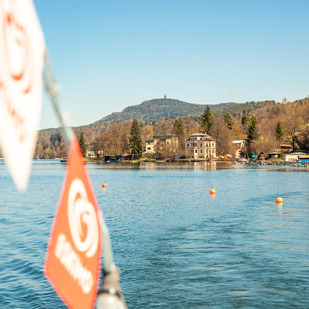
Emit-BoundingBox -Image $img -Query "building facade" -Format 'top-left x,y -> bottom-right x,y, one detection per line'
145,134 -> 178,153
283,152 -> 306,162
165,134 -> 178,153
185,133 -> 216,159
232,140 -> 244,159
145,139 -> 157,153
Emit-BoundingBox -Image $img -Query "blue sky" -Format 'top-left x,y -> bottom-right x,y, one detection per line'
34,0 -> 309,129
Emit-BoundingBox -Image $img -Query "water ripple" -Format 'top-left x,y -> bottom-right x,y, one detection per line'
1,163 -> 309,308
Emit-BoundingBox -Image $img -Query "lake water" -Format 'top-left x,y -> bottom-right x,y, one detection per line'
0,160 -> 309,308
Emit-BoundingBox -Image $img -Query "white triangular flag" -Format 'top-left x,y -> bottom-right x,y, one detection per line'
0,0 -> 45,190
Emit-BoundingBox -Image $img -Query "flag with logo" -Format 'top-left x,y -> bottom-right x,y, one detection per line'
44,138 -> 102,309
0,0 -> 45,191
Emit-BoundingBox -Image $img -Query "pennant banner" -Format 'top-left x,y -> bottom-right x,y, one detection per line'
0,0 -> 45,190
44,138 -> 102,309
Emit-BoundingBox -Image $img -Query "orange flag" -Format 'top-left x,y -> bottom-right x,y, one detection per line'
44,138 -> 102,309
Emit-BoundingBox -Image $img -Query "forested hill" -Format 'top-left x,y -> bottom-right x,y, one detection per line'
40,98 -> 279,134
95,98 -> 237,124
215,100 -> 277,117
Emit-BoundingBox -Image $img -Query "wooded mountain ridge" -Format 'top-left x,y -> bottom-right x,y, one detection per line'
95,98 -> 237,123
40,98 -> 276,134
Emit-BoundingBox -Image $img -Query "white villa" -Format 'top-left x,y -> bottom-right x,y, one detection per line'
185,133 -> 216,159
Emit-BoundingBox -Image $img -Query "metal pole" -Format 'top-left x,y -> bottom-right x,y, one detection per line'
43,53 -> 73,151
43,52 -> 126,308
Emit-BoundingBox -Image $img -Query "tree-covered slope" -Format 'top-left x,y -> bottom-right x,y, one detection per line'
40,98 -> 278,134
95,98 -> 237,123
215,100 -> 277,117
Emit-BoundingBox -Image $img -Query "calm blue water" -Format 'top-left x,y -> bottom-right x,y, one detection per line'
0,160 -> 309,308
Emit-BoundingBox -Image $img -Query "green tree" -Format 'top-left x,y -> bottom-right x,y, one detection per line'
130,119 -> 142,159
79,131 -> 87,158
173,118 -> 184,136
173,118 -> 185,152
50,132 -> 62,147
275,120 -> 283,142
246,116 -> 258,146
241,115 -> 248,126
224,112 -> 234,130
201,105 -> 214,134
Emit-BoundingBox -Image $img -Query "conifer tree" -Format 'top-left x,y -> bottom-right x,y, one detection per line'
246,116 -> 258,146
173,119 -> 184,137
224,112 -> 234,130
275,120 -> 283,142
130,119 -> 142,159
79,131 -> 87,158
241,115 -> 249,126
173,118 -> 185,152
201,105 -> 214,134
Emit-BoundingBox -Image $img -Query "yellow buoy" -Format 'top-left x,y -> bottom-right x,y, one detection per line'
276,197 -> 283,204
210,188 -> 216,195
102,183 -> 107,188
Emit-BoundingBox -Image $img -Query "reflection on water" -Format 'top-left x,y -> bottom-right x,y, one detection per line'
0,161 -> 308,308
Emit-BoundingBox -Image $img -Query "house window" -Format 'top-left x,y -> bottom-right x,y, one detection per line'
187,143 -> 189,148
195,150 -> 197,153
201,150 -> 203,153
200,143 -> 203,147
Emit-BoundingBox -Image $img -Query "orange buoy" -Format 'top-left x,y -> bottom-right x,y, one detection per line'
102,183 -> 107,188
210,188 -> 216,195
276,197 -> 283,204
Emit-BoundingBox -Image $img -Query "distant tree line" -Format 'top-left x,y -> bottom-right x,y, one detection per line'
34,98 -> 309,159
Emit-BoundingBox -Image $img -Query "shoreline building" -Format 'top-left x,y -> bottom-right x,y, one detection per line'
145,134 -> 178,153
232,140 -> 245,159
185,133 -> 216,159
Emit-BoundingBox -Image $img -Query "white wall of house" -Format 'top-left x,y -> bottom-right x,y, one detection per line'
283,152 -> 306,162
185,133 -> 216,159
145,139 -> 158,153
145,135 -> 179,153
232,140 -> 244,159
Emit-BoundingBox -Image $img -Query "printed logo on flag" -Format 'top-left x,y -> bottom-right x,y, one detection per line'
0,0 -> 45,190
44,138 -> 102,309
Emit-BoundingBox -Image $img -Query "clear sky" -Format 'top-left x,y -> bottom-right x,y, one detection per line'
33,0 -> 309,129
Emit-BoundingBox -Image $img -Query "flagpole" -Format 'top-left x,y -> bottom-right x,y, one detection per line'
43,52 -> 126,308
43,53 -> 73,150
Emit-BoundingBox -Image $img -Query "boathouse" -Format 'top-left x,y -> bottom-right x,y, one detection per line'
283,152 -> 306,162
299,155 -> 309,163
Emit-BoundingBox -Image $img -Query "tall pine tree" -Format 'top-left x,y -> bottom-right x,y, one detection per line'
173,118 -> 184,137
130,119 -> 142,160
275,120 -> 283,142
241,115 -> 249,126
79,131 -> 87,158
224,112 -> 234,130
246,116 -> 258,146
201,105 -> 214,134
